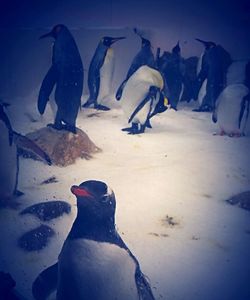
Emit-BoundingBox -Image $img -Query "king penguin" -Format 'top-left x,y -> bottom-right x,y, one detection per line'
38,24 -> 83,134
0,102 -> 51,207
83,36 -> 126,111
212,61 -> 250,136
32,180 -> 155,300
116,28 -> 155,100
193,38 -> 232,112
118,65 -> 167,134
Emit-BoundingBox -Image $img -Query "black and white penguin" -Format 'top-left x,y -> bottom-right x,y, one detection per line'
32,180 -> 155,300
116,28 -> 155,100
212,61 -> 250,136
0,102 -> 51,206
118,65 -> 167,134
193,38 -> 232,112
38,24 -> 84,134
83,36 -> 125,111
159,41 -> 185,110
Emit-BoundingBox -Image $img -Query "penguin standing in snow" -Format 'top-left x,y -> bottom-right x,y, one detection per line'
83,36 -> 125,111
212,61 -> 250,136
116,28 -> 155,100
0,102 -> 51,207
118,65 -> 167,134
38,24 -> 83,134
193,38 -> 232,112
32,180 -> 155,300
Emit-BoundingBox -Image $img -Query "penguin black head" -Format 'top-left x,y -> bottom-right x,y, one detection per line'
101,36 -> 126,47
133,28 -> 151,48
195,38 -> 216,50
71,180 -> 116,224
172,41 -> 180,54
39,24 -> 66,40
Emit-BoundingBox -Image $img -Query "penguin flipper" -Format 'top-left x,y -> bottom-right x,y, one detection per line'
13,132 -> 52,165
238,94 -> 250,129
32,263 -> 58,300
116,79 -> 127,100
38,65 -> 58,115
128,86 -> 159,124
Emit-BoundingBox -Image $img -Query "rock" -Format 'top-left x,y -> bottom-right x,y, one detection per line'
18,126 -> 101,166
226,191 -> 250,211
20,200 -> 71,221
18,225 -> 55,252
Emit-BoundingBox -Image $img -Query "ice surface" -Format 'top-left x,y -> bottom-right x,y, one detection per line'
0,96 -> 250,300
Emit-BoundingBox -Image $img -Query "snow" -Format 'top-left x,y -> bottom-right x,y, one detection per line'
0,97 -> 250,300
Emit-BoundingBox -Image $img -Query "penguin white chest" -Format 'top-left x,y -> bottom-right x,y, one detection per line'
57,239 -> 138,300
217,84 -> 249,134
0,122 -> 17,199
98,48 -> 115,103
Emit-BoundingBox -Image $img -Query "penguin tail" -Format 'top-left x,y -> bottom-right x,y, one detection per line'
32,263 -> 58,300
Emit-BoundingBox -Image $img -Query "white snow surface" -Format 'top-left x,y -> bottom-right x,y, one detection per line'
0,96 -> 250,300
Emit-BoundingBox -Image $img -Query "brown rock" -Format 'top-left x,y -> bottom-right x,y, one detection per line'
19,127 -> 101,166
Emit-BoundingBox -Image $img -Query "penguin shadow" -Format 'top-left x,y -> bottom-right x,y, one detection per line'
17,200 -> 72,252
225,191 -> 250,211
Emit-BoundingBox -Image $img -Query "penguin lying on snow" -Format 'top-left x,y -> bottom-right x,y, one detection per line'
32,180 -> 155,300
0,102 -> 51,206
118,65 -> 168,134
116,28 -> 155,100
38,24 -> 84,134
83,36 -> 126,111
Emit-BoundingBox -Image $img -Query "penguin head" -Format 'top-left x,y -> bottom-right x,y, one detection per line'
71,180 -> 116,224
133,28 -> 151,48
195,38 -> 216,50
39,24 -> 66,40
101,36 -> 126,47
172,41 -> 180,54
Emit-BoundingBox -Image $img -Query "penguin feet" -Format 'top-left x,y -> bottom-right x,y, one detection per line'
14,190 -> 24,197
63,124 -> 77,134
122,123 -> 139,133
145,119 -> 152,128
82,101 -> 94,108
126,123 -> 146,135
47,123 -> 64,131
192,105 -> 213,112
94,104 -> 110,111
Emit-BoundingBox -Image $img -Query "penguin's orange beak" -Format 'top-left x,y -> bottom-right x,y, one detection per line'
71,185 -> 93,198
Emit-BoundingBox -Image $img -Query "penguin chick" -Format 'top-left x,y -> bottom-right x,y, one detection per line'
32,180 -> 155,300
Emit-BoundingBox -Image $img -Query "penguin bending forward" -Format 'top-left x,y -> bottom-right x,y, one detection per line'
118,65 -> 168,134
38,24 -> 83,134
83,36 -> 125,111
116,28 -> 155,100
32,180 -> 155,300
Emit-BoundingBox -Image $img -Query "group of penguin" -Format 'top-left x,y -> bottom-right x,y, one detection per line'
38,24 -> 250,137
1,24 -> 250,300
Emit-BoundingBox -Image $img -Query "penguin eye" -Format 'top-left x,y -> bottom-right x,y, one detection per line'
100,195 -> 109,203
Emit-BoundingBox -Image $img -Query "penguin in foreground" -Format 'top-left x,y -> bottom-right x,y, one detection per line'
38,24 -> 83,134
83,36 -> 126,111
118,65 -> 168,134
32,180 -> 155,300
0,102 -> 51,207
116,28 -> 155,100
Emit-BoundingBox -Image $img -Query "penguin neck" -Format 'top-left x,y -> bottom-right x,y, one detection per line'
68,211 -> 116,242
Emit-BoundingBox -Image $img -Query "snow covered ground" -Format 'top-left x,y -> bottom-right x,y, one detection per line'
0,97 -> 250,300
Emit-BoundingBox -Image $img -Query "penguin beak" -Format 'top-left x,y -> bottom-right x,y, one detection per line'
39,31 -> 53,40
110,37 -> 126,45
71,185 -> 94,198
